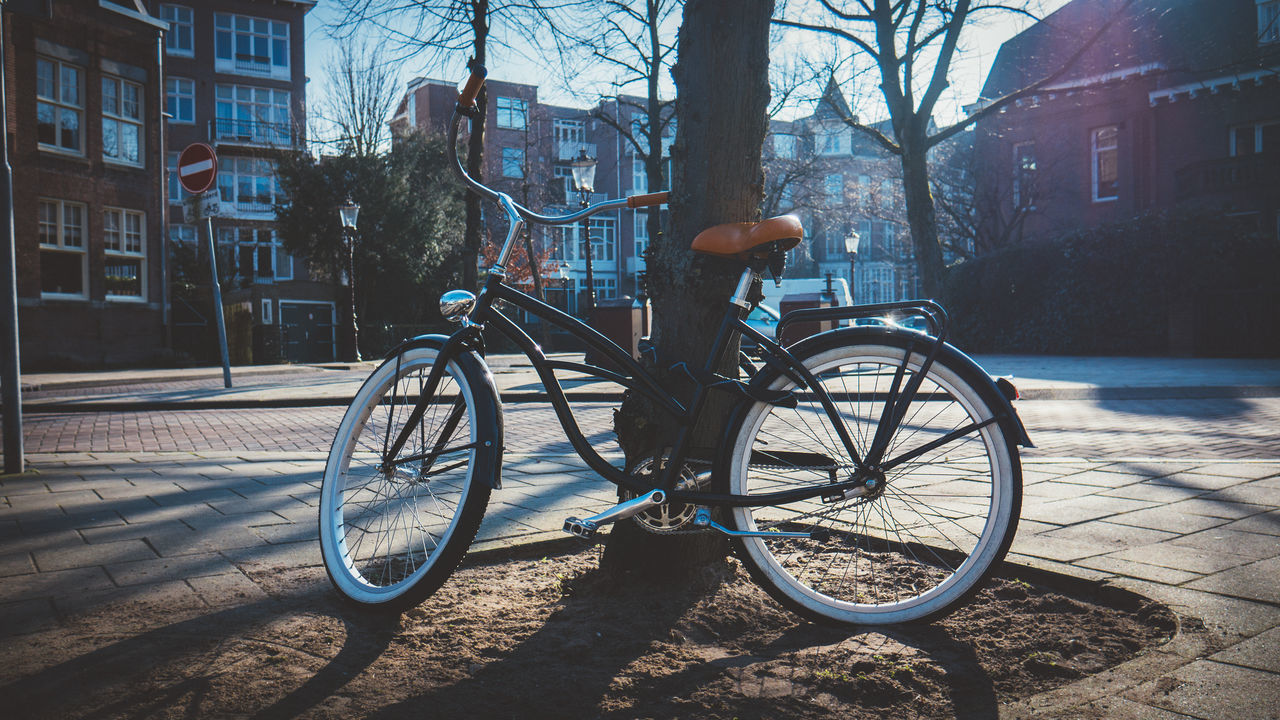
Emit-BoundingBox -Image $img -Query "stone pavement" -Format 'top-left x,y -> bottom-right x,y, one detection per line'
3,354 -> 1280,717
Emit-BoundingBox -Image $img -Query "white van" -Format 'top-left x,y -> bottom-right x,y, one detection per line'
759,276 -> 852,308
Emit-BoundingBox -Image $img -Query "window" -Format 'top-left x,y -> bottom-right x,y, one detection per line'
103,208 -> 145,299
1013,141 -> 1037,209
160,5 -> 194,56
496,97 -> 527,130
215,85 -> 291,145
217,156 -> 281,214
38,199 -> 87,298
218,227 -> 292,282
825,173 -> 844,203
501,147 -> 524,178
1091,126 -> 1119,202
36,57 -> 82,154
1260,0 -> 1280,44
774,133 -> 797,159
553,164 -> 575,201
1230,121 -> 1280,156
593,277 -> 617,300
166,77 -> 195,124
102,75 -> 143,166
214,13 -> 290,78
632,159 -> 647,193
554,118 -> 584,143
166,152 -> 193,205
262,299 -> 273,324
585,217 -> 615,262
818,127 -> 849,156
170,224 -> 197,245
634,211 -> 649,259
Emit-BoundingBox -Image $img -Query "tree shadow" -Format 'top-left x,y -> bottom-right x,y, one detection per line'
4,584 -> 399,719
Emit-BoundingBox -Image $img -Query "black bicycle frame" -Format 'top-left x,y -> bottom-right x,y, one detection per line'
382,271 -> 880,509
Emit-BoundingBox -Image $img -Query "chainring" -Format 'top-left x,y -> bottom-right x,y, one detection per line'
624,455 -> 709,534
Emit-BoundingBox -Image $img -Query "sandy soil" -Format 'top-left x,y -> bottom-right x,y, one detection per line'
3,546 -> 1176,719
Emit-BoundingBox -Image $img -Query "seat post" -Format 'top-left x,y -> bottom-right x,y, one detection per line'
729,266 -> 757,310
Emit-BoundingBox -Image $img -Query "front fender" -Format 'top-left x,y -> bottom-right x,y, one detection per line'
383,331 -> 505,489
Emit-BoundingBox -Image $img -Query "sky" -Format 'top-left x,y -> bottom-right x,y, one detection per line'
302,0 -> 1073,134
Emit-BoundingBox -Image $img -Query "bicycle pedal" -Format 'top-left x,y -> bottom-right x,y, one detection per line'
563,517 -> 598,539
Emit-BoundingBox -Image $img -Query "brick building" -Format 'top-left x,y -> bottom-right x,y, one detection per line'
765,79 -> 920,304
148,0 -> 331,363
6,0 -> 168,368
390,77 -> 673,312
972,0 -> 1280,246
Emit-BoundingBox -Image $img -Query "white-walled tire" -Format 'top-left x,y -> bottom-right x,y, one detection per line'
319,345 -> 499,611
728,336 -> 1021,625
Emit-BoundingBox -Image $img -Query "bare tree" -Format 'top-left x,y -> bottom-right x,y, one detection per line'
772,0 -> 1135,296
314,37 -> 400,157
607,0 -> 775,574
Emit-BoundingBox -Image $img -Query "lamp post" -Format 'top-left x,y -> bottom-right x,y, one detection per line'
844,229 -> 861,303
571,149 -> 597,318
339,200 -> 361,362
557,261 -> 571,313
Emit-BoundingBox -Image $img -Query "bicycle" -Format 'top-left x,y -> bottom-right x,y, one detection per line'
318,66 -> 1033,626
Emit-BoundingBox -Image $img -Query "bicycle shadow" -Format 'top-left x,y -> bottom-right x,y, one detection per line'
359,564 -> 998,719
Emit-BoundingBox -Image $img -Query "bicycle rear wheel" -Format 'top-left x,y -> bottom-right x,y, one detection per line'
319,344 -> 500,611
727,333 -> 1021,625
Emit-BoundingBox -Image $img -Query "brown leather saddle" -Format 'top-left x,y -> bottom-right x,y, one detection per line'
690,214 -> 803,259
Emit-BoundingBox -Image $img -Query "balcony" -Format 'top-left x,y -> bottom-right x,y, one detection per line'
211,119 -> 298,148
555,140 -> 596,162
1175,153 -> 1280,207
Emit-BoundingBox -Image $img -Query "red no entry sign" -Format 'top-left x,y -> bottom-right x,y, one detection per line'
177,143 -> 218,195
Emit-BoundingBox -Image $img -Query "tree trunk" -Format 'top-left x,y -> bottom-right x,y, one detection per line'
604,0 -> 775,577
462,3 -> 489,291
899,125 -> 946,298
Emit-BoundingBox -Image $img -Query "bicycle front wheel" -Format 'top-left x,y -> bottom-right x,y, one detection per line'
727,334 -> 1021,625
319,344 -> 500,611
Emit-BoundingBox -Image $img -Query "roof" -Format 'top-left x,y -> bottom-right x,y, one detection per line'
980,0 -> 1277,99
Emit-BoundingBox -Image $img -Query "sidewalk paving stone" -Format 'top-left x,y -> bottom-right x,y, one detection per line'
1109,543 -> 1258,575
1042,520 -> 1179,549
32,538 -> 157,573
1125,660 -> 1280,720
1209,626 -> 1280,673
1107,506 -> 1233,534
1073,555 -> 1203,585
1184,556 -> 1280,605
105,552 -> 240,586
1168,527 -> 1280,559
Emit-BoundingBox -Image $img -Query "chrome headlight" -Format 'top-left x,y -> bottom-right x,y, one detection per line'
439,289 -> 477,323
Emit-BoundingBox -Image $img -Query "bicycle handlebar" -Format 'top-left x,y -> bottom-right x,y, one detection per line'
457,65 -> 486,112
448,67 -> 667,228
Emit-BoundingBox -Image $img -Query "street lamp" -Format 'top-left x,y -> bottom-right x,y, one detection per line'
571,149 -> 597,317
339,200 -> 361,362
557,261 -> 571,313
844,229 -> 861,303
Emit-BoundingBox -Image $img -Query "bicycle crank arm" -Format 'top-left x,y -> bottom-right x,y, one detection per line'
564,489 -> 666,539
692,508 -> 830,541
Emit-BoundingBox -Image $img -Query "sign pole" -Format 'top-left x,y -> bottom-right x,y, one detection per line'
204,214 -> 232,389
1,10 -> 23,474
177,144 -> 231,389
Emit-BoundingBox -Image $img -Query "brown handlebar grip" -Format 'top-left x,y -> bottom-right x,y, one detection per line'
458,67 -> 487,108
626,191 -> 669,208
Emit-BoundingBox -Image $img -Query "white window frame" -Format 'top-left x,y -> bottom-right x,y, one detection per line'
818,128 -> 849,156
214,12 -> 290,79
170,223 -> 197,245
262,298 -> 273,324
825,173 -> 844,203
632,159 -> 647,193
219,226 -> 292,282
38,198 -> 88,299
634,211 -> 649,259
773,133 -> 797,159
1259,0 -> 1280,44
554,118 -> 584,144
1229,120 -> 1279,156
587,217 -> 615,262
160,4 -> 194,57
1012,141 -> 1037,210
166,76 -> 195,124
592,277 -> 617,300
103,207 -> 146,301
102,74 -> 144,167
215,84 -> 291,145
495,96 -> 527,130
217,156 -> 281,217
501,146 -> 525,178
1091,125 -> 1119,203
35,56 -> 83,156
